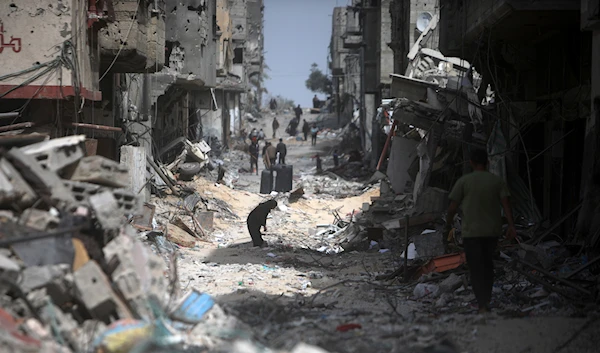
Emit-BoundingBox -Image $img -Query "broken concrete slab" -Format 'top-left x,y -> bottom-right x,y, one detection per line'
439,273 -> 464,294
386,137 -> 419,194
68,156 -> 129,188
0,158 -> 36,208
89,191 -> 124,231
73,260 -> 131,321
19,209 -> 59,231
413,230 -> 445,258
20,135 -> 85,173
12,229 -> 76,268
102,232 -> 168,320
5,148 -> 76,209
19,265 -> 69,293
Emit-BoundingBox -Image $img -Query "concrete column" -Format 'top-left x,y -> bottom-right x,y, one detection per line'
365,93 -> 376,154
120,146 -> 149,203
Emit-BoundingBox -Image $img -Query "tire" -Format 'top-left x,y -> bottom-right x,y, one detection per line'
179,162 -> 202,180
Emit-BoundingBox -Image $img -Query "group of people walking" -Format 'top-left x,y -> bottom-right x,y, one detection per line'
247,128 -> 287,175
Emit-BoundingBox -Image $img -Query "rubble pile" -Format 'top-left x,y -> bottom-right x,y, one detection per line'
0,135 -> 335,353
348,184 -> 600,319
298,174 -> 371,199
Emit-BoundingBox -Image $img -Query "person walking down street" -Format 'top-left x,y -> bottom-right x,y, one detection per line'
445,149 -> 516,314
248,128 -> 258,144
272,117 -> 280,138
312,95 -> 320,109
333,149 -> 340,167
262,142 -> 277,169
249,140 -> 259,175
276,138 -> 287,164
246,199 -> 278,247
258,129 -> 266,141
294,104 -> 303,120
302,120 -> 310,141
315,154 -> 322,173
310,124 -> 319,146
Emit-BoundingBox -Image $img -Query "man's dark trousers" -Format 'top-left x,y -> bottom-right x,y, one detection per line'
463,237 -> 497,310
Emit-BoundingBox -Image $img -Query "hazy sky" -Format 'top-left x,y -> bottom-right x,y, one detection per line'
264,0 -> 350,107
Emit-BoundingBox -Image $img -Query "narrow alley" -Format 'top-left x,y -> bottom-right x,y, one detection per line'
1,1 -> 600,353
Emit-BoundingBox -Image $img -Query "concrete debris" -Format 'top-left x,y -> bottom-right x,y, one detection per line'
68,156 -> 129,188
299,174 -> 371,198
20,135 -> 86,173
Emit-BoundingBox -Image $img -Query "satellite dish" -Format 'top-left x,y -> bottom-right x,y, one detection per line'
416,12 -> 433,32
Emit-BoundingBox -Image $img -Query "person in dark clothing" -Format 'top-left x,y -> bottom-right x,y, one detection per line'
333,149 -> 339,167
312,95 -> 320,109
294,105 -> 303,119
315,154 -> 322,173
247,199 -> 278,247
310,124 -> 318,146
276,138 -> 287,164
249,141 -> 259,175
446,149 -> 516,313
272,117 -> 280,138
302,120 -> 310,141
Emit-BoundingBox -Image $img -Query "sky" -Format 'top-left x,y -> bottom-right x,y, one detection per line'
263,0 -> 350,108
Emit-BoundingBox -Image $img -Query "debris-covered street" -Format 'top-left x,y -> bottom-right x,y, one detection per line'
2,0 -> 600,352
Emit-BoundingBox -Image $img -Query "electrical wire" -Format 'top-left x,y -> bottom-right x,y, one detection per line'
99,0 -> 142,82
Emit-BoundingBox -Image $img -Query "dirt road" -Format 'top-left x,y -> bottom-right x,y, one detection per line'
171,113 -> 600,353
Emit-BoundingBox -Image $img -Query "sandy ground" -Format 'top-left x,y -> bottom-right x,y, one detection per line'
162,111 -> 600,353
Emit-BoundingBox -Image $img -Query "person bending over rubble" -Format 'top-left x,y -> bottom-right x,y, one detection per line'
445,149 -> 516,314
247,199 -> 278,247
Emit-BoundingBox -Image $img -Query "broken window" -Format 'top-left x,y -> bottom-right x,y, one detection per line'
233,48 -> 244,64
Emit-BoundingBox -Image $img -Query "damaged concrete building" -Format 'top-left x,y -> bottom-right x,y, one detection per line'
0,0 -> 165,158
0,0 -> 263,203
365,0 -> 600,250
330,0 -> 394,159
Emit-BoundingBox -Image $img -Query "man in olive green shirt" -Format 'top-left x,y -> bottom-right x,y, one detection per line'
446,149 -> 516,313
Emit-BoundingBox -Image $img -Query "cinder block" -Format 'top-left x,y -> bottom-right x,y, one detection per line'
5,148 -> 76,209
69,156 -> 129,188
20,135 -> 85,172
0,158 -> 36,207
63,180 -> 141,215
73,261 -> 117,319
89,191 -> 123,230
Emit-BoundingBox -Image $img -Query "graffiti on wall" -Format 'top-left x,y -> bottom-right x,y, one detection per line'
0,22 -> 22,53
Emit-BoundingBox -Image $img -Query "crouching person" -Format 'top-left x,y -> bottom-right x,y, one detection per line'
247,199 -> 278,247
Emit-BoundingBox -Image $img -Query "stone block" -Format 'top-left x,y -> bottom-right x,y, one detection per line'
89,191 -> 123,230
73,261 -> 117,319
63,180 -> 141,215
20,265 -> 69,293
439,273 -> 464,294
5,148 -> 76,209
69,156 -> 129,188
0,158 -> 36,207
20,135 -> 85,172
